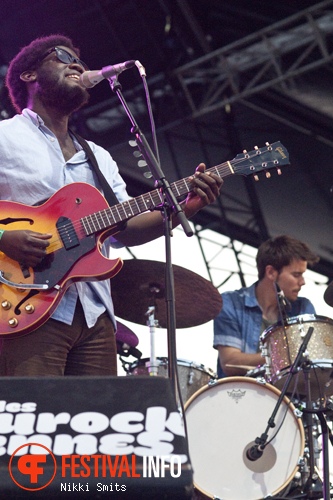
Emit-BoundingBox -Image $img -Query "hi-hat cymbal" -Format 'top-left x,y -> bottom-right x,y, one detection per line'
324,281 -> 333,307
111,259 -> 222,328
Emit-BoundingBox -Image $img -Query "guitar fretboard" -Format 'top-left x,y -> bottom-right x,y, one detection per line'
80,162 -> 231,236
80,141 -> 287,236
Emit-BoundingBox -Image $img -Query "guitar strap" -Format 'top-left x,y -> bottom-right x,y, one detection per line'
70,130 -> 127,230
70,130 -> 119,206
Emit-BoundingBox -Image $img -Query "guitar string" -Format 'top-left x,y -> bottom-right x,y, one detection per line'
43,148 -> 280,253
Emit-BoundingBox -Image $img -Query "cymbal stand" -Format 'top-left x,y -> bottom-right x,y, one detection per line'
145,304 -> 160,376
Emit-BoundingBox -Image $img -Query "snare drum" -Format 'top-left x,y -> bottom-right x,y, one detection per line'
185,377 -> 304,500
127,357 -> 216,402
261,314 -> 333,399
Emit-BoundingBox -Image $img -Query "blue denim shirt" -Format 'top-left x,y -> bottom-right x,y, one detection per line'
0,109 -> 130,329
213,282 -> 316,377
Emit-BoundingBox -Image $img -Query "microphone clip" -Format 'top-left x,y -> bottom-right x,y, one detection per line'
246,435 -> 267,461
117,342 -> 142,359
274,282 -> 291,323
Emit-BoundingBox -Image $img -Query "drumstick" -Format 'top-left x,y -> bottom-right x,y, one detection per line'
225,364 -> 256,371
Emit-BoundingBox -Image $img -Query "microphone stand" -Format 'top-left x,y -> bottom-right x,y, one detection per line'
247,325 -> 314,461
274,284 -> 328,497
107,75 -> 193,400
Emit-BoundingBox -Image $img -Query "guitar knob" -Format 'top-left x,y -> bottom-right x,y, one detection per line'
8,318 -> 18,328
24,304 -> 35,314
1,300 -> 11,310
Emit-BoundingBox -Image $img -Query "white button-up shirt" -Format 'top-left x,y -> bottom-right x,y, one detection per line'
0,109 -> 130,329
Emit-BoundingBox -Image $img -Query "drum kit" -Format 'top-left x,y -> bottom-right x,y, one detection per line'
112,259 -> 333,500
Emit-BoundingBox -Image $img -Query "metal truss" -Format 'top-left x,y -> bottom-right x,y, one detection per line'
173,0 -> 333,118
128,1 -> 333,284
106,1 -> 333,285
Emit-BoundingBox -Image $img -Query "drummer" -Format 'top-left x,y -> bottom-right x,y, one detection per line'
213,235 -> 319,378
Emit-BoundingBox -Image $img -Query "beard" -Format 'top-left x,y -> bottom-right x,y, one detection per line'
36,66 -> 90,115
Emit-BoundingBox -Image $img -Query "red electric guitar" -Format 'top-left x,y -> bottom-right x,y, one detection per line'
0,141 -> 289,337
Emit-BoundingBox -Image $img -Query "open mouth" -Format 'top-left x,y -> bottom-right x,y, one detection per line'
67,74 -> 80,81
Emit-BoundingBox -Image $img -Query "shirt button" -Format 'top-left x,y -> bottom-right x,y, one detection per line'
50,137 -> 55,142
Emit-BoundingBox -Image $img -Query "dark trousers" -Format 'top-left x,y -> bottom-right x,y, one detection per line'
0,302 -> 117,376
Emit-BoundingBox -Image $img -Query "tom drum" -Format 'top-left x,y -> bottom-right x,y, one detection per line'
127,357 -> 216,402
261,314 -> 333,399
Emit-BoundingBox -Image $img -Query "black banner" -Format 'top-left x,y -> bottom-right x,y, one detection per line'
0,376 -> 193,499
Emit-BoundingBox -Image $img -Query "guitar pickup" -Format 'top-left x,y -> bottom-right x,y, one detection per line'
56,216 -> 79,250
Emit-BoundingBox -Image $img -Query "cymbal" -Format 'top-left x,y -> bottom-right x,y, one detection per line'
111,259 -> 222,328
324,281 -> 333,307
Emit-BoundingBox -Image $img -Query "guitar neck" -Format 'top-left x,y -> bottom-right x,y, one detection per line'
81,162 -> 229,236
81,141 -> 289,236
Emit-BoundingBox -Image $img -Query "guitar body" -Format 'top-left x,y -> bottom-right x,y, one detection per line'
0,183 -> 123,337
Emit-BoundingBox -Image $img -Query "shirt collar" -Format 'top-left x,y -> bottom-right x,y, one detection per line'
22,108 -> 44,127
244,282 -> 261,308
21,108 -> 82,152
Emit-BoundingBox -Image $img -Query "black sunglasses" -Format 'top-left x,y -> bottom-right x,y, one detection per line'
38,47 -> 89,71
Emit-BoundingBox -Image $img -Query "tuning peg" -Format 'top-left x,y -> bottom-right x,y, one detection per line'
128,140 -> 137,147
144,172 -> 153,178
266,171 -> 271,178
277,168 -> 282,175
133,150 -> 142,158
254,175 -> 259,181
138,160 -> 147,168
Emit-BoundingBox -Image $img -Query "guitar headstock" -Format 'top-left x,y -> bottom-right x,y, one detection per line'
232,142 -> 289,180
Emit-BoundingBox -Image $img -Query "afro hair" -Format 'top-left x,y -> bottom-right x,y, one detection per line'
6,34 -> 80,113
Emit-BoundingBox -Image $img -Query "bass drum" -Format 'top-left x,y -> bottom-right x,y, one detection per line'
185,377 -> 304,500
127,357 -> 216,402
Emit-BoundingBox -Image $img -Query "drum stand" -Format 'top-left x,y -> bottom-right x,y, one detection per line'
301,363 -> 333,500
299,364 -> 326,499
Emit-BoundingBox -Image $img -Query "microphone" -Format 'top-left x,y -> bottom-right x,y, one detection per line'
275,282 -> 292,312
246,444 -> 265,461
80,60 -> 136,88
